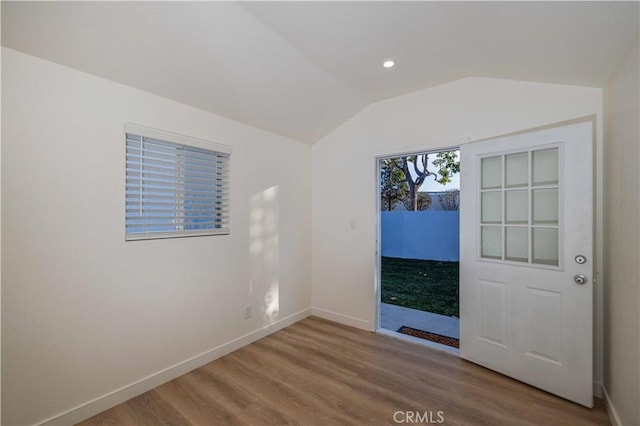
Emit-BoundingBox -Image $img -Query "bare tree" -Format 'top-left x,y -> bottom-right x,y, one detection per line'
403,192 -> 432,211
399,152 -> 460,211
438,189 -> 460,211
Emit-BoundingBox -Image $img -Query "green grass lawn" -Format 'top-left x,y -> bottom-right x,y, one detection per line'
381,257 -> 459,317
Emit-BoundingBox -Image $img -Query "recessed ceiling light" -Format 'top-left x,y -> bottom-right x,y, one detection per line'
383,60 -> 395,68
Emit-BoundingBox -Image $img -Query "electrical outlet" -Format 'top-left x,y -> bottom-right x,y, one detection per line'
244,305 -> 252,319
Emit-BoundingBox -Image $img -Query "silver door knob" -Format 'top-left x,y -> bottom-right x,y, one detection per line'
574,274 -> 588,285
575,255 -> 587,264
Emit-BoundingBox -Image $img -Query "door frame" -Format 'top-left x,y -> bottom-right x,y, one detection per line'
467,116 -> 602,398
371,116 -> 602,399
461,115 -> 601,405
373,142 -> 463,351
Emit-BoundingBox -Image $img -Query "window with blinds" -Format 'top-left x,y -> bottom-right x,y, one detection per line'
125,125 -> 230,240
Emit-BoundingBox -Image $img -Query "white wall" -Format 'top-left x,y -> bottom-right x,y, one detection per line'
603,44 -> 640,426
1,46 -> 615,425
311,77 -> 604,377
1,48 -> 312,425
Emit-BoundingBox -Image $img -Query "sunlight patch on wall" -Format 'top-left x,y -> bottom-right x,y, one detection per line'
249,186 -> 280,324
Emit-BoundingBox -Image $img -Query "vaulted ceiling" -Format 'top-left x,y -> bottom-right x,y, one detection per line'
2,1 -> 638,143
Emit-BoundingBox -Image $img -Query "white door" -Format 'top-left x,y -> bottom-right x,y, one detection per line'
459,120 -> 593,407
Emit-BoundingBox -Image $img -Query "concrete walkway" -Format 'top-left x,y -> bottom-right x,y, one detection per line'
380,303 -> 459,339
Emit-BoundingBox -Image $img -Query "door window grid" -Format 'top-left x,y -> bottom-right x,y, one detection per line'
480,148 -> 559,266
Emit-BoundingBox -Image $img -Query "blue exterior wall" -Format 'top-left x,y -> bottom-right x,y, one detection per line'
381,211 -> 460,261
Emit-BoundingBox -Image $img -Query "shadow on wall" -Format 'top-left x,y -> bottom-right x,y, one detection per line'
250,186 -> 280,324
381,211 -> 460,261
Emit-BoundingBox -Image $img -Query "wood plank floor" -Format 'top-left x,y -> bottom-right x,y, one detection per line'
79,316 -> 609,425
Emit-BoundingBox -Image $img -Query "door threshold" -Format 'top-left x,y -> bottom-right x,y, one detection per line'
377,327 -> 460,356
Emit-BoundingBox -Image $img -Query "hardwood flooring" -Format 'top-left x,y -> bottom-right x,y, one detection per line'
78,316 -> 609,425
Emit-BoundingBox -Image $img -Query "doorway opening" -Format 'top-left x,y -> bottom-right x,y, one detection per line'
377,149 -> 461,353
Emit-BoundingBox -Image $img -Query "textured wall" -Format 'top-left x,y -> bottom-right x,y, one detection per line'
603,44 -> 640,426
1,48 -> 312,425
311,77 -> 603,387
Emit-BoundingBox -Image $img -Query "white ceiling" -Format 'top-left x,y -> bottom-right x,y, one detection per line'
2,1 -> 638,144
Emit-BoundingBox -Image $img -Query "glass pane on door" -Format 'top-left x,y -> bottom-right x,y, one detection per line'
482,191 -> 502,224
479,147 -> 560,266
506,227 -> 528,262
506,190 -> 528,224
482,226 -> 502,259
533,189 -> 559,225
506,152 -> 528,188
482,156 -> 502,189
533,148 -> 558,186
532,228 -> 559,266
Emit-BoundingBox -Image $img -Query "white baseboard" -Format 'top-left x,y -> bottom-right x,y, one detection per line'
593,381 -> 603,399
602,385 -> 622,426
36,308 -> 312,426
311,307 -> 372,331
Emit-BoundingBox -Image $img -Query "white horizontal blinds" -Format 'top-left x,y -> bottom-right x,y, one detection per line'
126,133 -> 230,239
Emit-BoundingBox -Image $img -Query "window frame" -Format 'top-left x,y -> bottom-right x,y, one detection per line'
476,143 -> 564,270
124,123 -> 231,241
